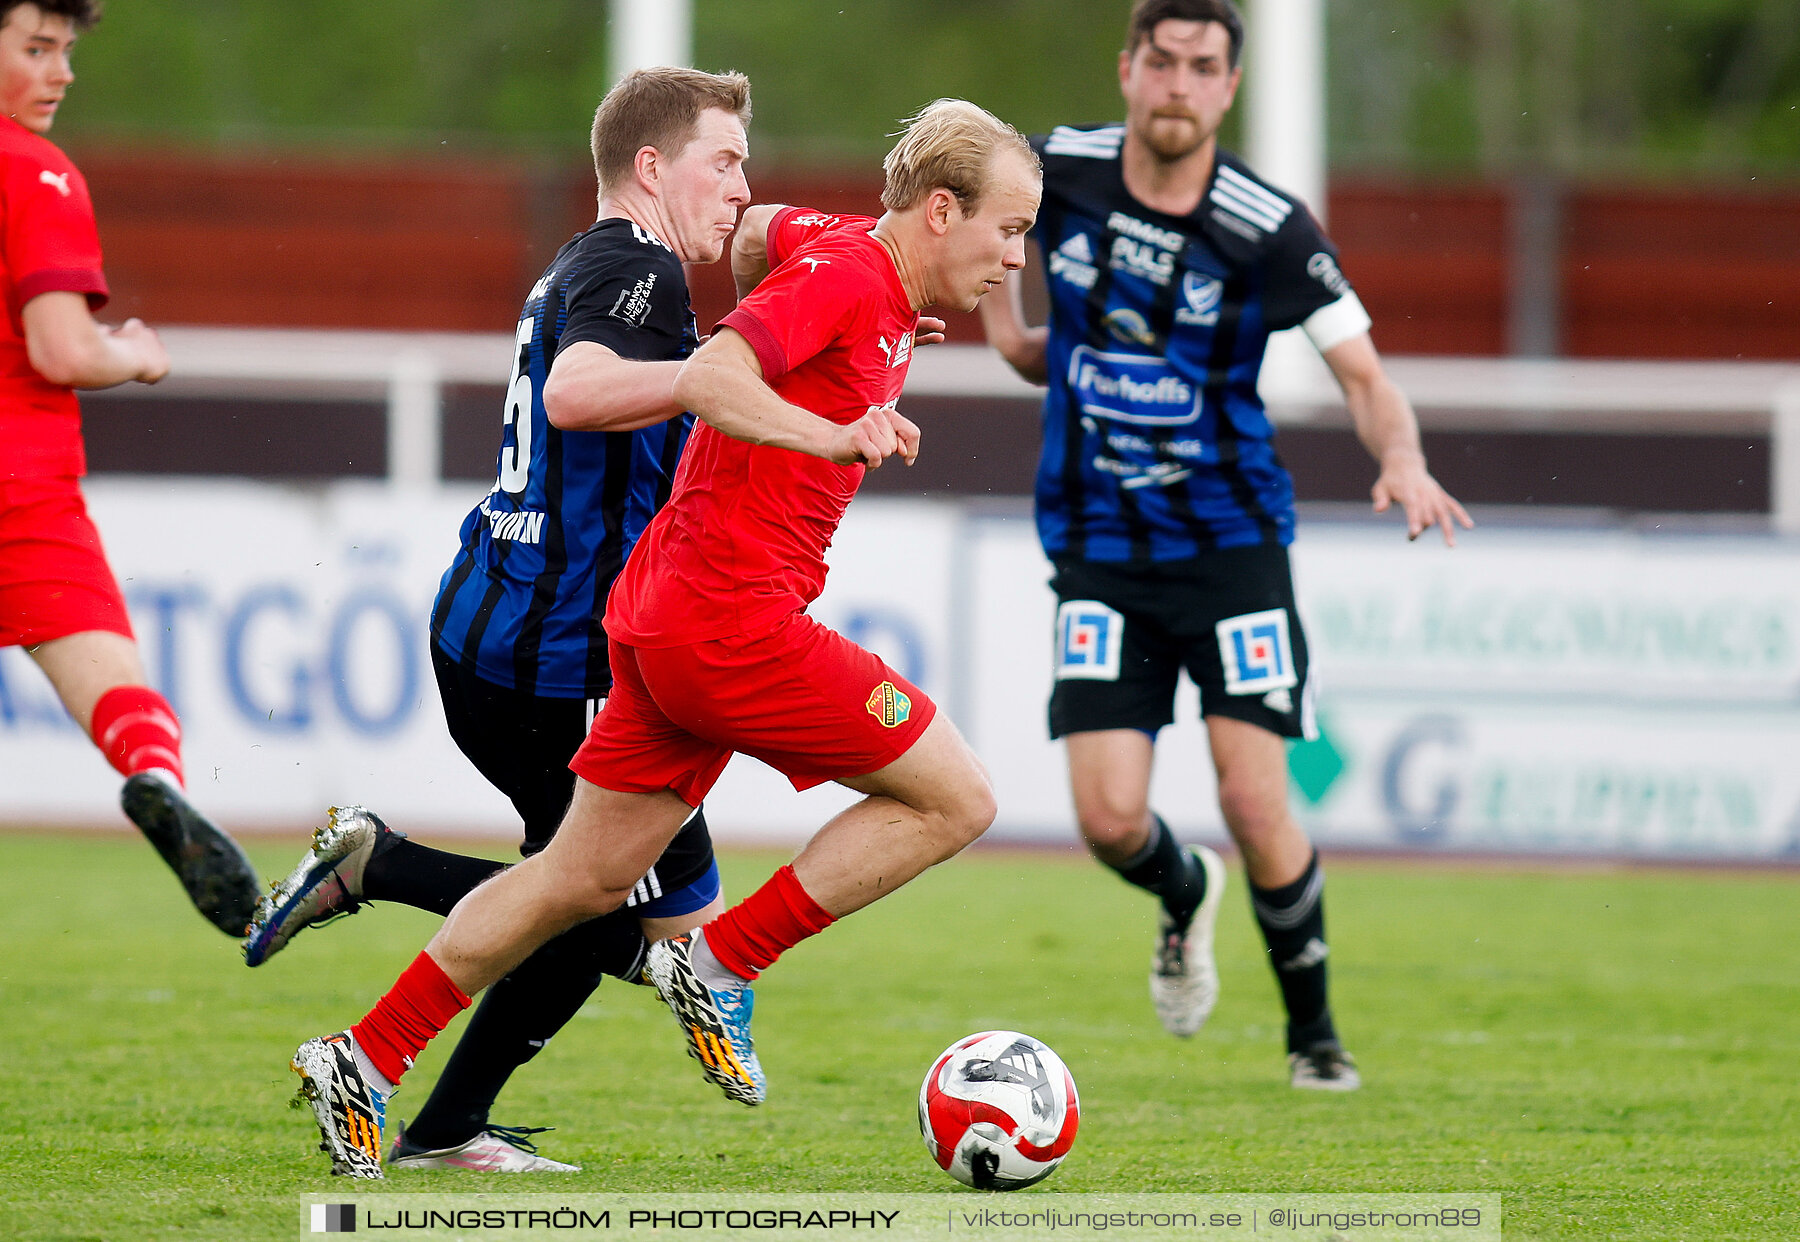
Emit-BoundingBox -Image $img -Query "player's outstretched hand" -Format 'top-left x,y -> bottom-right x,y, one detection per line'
914,315 -> 948,347
1372,452 -> 1473,546
833,401 -> 919,468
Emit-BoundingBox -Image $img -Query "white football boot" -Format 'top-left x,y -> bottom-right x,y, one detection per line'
1150,844 -> 1226,1037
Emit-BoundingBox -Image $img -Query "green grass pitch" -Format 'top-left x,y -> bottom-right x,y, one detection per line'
0,830 -> 1794,1240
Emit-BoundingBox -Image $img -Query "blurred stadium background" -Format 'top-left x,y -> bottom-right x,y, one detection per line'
2,0 -> 1798,863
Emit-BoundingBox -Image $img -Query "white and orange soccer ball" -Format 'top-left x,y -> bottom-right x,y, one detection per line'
918,1030 -> 1080,1190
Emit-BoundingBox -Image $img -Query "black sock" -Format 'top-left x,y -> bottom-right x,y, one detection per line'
362,836 -> 506,916
1105,814 -> 1205,928
404,911 -> 650,1150
1249,850 -> 1336,1052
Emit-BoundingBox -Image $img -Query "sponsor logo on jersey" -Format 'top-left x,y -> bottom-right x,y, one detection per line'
38,169 -> 70,196
1055,600 -> 1124,681
865,681 -> 913,727
1067,345 -> 1200,426
1107,211 -> 1184,252
788,213 -> 837,227
1217,608 -> 1299,695
1048,232 -> 1099,290
1104,308 -> 1157,348
1176,272 -> 1224,326
876,331 -> 913,369
1109,234 -> 1175,285
1094,457 -> 1194,490
608,272 -> 657,327
479,499 -> 547,545
1306,252 -> 1350,297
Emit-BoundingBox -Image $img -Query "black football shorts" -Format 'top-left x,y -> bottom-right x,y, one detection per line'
1047,544 -> 1314,741
430,642 -> 716,911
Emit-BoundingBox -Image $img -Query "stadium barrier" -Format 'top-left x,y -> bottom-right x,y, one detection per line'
3,480 -> 1797,861
95,329 -> 1800,529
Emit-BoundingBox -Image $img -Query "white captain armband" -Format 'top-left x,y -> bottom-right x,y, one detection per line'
1301,291 -> 1373,353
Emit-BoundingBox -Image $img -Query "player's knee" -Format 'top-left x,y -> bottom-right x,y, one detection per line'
1073,791 -> 1150,850
547,870 -> 635,923
1074,809 -> 1136,849
956,776 -> 998,844
924,770 -> 996,859
1216,772 -> 1285,845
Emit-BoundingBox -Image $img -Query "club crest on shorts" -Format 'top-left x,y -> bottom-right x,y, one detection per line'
866,681 -> 912,727
1217,608 -> 1298,695
1055,600 -> 1124,681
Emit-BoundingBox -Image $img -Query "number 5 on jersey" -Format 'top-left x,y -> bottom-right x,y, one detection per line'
498,315 -> 535,495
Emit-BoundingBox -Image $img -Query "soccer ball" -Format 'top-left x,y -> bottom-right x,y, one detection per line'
918,1030 -> 1080,1190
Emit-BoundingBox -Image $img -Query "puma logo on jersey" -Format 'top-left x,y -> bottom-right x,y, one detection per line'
39,169 -> 70,196
876,332 -> 912,369
799,257 -> 831,272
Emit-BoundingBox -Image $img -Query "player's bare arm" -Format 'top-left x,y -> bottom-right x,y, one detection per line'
674,327 -> 919,467
22,291 -> 167,388
1324,332 -> 1473,546
542,342 -> 685,432
977,261 -> 1049,385
730,203 -> 786,300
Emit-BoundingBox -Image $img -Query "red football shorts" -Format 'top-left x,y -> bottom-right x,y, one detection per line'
0,476 -> 134,648
571,610 -> 938,805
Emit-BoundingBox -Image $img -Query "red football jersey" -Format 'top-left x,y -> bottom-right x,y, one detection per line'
607,209 -> 920,646
0,116 -> 109,480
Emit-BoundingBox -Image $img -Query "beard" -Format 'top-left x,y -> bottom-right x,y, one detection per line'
1140,112 -> 1208,162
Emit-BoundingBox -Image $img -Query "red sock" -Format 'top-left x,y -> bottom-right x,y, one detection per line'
350,952 -> 472,1085
90,685 -> 184,786
701,865 -> 837,982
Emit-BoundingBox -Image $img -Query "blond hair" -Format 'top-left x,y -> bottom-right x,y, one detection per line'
880,99 -> 1038,215
591,67 -> 752,195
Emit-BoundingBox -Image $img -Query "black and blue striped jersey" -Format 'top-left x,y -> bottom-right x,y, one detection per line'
1030,123 -> 1370,563
431,218 -> 697,697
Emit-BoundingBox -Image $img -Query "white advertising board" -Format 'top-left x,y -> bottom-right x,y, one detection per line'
4,481 -> 1797,860
962,518 -> 1800,859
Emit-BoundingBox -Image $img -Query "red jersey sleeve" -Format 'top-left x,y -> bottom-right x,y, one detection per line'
718,238 -> 874,381
766,207 -> 846,269
2,146 -> 108,311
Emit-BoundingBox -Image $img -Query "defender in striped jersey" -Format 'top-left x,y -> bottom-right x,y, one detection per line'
272,68 -> 753,1177
980,0 -> 1471,1090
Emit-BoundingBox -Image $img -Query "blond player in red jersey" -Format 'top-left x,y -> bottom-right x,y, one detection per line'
287,99 -> 1042,1177
0,1 -> 259,935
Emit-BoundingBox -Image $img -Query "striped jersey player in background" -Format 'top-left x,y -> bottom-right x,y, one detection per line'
259,67 -> 753,1176
981,0 -> 1471,1089
0,0 -> 260,936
